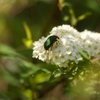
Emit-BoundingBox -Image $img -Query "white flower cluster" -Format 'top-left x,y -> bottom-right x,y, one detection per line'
32,25 -> 100,67
80,30 -> 100,58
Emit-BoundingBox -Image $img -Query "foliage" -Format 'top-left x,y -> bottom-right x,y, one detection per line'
0,0 -> 100,100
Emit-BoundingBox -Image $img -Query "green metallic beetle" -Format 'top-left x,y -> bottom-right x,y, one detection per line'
44,35 -> 59,50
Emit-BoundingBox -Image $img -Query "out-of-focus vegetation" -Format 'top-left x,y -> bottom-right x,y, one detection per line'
0,0 -> 100,100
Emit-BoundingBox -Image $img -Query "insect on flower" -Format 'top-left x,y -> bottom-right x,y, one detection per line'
44,35 -> 60,50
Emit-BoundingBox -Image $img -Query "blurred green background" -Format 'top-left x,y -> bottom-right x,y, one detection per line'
0,0 -> 100,100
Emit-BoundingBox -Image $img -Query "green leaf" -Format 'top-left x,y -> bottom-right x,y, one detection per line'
0,93 -> 11,100
40,64 -> 57,73
49,69 -> 62,81
79,50 -> 89,60
0,44 -> 25,59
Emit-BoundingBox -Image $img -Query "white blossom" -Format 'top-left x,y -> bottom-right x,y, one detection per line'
32,25 -> 100,67
80,30 -> 100,57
